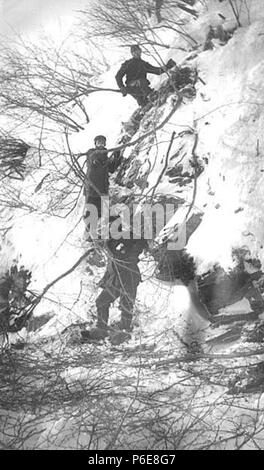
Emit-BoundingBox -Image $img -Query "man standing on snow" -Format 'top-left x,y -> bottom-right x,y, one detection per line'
84,135 -> 122,228
81,223 -> 149,343
115,44 -> 176,107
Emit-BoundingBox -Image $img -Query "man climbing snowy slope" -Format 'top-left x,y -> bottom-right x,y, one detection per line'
84,135 -> 122,224
116,45 -> 176,106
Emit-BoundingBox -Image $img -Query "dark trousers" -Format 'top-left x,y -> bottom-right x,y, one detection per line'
96,264 -> 141,330
84,196 -> 102,218
83,196 -> 103,238
126,78 -> 153,107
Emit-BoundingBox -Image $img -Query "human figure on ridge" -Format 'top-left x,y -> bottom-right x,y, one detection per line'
83,135 -> 122,234
115,44 -> 176,107
81,218 -> 150,343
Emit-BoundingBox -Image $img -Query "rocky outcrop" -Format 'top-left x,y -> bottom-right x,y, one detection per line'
27,312 -> 55,332
115,65 -> 198,188
197,253 -> 264,316
154,213 -> 203,282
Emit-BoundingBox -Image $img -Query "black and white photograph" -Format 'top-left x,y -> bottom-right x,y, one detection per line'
1,0 -> 264,452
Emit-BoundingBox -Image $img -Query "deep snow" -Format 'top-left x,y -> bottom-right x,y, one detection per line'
1,0 -> 264,450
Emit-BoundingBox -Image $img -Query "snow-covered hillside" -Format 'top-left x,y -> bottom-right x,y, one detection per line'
1,0 -> 264,451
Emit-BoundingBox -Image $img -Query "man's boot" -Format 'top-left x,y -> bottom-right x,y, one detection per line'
81,326 -> 109,342
109,330 -> 131,346
111,316 -> 132,332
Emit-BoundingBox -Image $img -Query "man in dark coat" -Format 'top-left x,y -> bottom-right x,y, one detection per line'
81,226 -> 149,342
115,45 -> 176,106
84,135 -> 122,223
96,235 -> 148,331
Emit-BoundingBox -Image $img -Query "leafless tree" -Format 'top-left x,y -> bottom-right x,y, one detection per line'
0,37 -> 120,135
1,322 -> 264,450
0,131 -> 29,180
227,0 -> 253,26
79,0 -> 198,52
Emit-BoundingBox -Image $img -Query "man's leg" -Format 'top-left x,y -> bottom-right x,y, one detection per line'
126,80 -> 153,107
83,196 -> 102,239
119,293 -> 134,331
81,284 -> 120,343
119,270 -> 140,331
96,286 -> 120,329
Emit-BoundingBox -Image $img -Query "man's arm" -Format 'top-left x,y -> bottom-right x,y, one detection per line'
144,60 -> 165,76
83,149 -> 93,196
144,58 -> 176,76
105,238 -> 120,258
85,148 -> 94,159
115,62 -> 128,94
88,149 -> 108,168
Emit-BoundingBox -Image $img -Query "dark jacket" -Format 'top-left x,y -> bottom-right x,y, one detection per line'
85,148 -> 121,198
99,235 -> 148,289
107,236 -> 148,264
116,58 -> 166,88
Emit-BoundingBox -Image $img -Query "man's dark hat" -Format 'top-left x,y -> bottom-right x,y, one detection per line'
94,135 -> 106,143
130,44 -> 142,52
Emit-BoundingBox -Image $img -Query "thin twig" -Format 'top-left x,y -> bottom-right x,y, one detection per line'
150,130 -> 176,198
